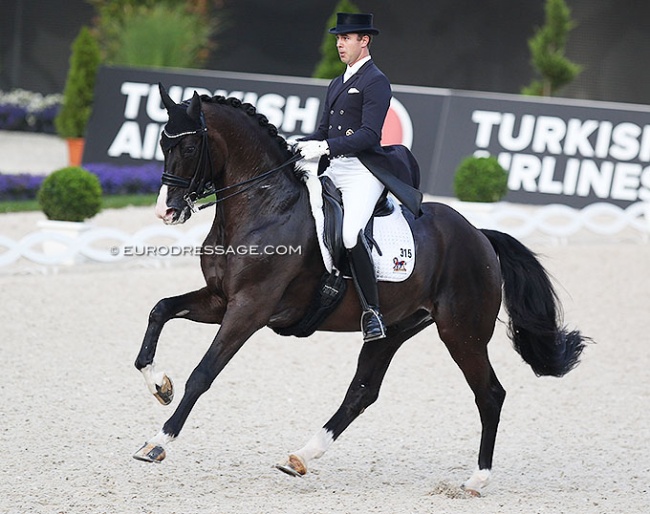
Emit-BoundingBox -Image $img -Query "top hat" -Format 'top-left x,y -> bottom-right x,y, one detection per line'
329,13 -> 379,35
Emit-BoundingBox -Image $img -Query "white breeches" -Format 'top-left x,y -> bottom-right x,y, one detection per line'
323,156 -> 385,248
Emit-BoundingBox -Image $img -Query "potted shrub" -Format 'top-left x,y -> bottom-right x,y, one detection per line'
453,155 -> 508,203
54,26 -> 101,166
452,156 -> 508,225
37,166 -> 103,263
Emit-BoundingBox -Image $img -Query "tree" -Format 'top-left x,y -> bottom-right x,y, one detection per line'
88,0 -> 217,68
522,0 -> 581,97
312,0 -> 361,79
55,26 -> 101,138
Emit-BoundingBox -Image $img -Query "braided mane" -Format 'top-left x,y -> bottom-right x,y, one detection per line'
199,95 -> 291,154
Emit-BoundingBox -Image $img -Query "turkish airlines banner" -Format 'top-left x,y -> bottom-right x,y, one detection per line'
85,66 -> 650,207
431,92 -> 650,207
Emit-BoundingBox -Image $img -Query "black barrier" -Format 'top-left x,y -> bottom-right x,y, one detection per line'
85,66 -> 650,207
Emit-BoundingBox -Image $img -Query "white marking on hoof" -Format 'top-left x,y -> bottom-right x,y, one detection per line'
150,429 -> 175,446
462,468 -> 491,496
134,429 -> 176,462
276,428 -> 334,477
153,374 -> 174,405
293,428 -> 334,463
275,454 -> 307,477
141,363 -> 166,396
133,442 -> 166,463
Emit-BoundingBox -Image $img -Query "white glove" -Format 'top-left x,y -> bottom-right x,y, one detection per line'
296,140 -> 330,160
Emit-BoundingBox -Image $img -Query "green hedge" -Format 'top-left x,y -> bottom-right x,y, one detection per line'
37,166 -> 103,221
453,156 -> 508,203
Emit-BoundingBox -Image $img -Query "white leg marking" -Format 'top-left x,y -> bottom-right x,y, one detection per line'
141,363 -> 165,396
463,468 -> 491,493
149,429 -> 176,446
292,428 -> 335,465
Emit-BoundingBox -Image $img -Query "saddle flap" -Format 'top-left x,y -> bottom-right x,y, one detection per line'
320,176 -> 345,269
306,173 -> 414,282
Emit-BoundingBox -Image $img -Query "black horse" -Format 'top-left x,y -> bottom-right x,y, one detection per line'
133,85 -> 588,495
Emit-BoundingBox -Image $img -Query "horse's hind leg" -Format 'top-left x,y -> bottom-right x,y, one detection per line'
134,287 -> 224,405
441,331 -> 506,496
277,320 -> 431,477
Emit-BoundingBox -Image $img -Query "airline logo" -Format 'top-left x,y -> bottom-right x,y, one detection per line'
381,98 -> 413,148
106,81 -> 415,161
471,110 -> 650,202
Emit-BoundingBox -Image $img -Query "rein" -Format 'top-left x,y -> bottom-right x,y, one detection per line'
197,152 -> 303,211
160,113 -> 303,212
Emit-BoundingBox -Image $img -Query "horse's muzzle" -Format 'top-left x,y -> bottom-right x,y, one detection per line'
155,185 -> 192,225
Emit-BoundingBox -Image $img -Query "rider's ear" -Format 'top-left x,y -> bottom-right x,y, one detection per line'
186,91 -> 202,122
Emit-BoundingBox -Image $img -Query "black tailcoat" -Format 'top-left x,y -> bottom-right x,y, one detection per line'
303,60 -> 423,216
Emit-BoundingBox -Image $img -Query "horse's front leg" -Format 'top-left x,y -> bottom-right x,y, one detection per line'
134,287 -> 225,405
133,300 -> 269,463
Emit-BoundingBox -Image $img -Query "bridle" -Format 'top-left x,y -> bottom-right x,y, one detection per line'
160,110 -> 303,212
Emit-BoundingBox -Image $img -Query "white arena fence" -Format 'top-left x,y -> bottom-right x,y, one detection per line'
451,201 -> 650,242
1,201 -> 648,270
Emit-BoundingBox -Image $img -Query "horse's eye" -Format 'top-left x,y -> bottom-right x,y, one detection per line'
182,145 -> 196,156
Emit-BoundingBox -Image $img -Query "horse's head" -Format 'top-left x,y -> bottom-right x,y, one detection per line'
155,83 -> 213,225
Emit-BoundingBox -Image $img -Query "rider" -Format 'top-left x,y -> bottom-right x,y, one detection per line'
296,12 -> 422,343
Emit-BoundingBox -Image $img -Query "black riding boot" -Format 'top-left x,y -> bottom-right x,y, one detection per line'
348,232 -> 386,342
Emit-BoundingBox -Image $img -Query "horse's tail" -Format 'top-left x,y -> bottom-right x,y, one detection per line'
480,229 -> 588,377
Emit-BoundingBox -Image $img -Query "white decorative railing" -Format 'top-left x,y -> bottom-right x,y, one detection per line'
1,202 -> 648,270
0,223 -> 212,268
452,201 -> 650,242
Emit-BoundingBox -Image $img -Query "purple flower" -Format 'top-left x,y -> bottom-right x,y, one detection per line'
0,104 -> 29,131
0,89 -> 62,133
0,163 -> 163,201
85,162 -> 163,195
0,173 -> 45,200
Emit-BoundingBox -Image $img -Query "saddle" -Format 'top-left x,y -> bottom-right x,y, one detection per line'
320,175 -> 394,274
273,175 -> 406,339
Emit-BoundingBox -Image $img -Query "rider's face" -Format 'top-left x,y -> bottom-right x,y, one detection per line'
336,33 -> 369,67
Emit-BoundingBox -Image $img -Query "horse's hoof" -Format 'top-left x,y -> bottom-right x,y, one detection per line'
462,468 -> 490,497
461,486 -> 481,497
275,454 -> 307,477
153,375 -> 174,405
133,442 -> 166,463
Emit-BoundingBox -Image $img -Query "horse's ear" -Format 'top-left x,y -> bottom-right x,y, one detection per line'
186,91 -> 202,122
159,83 -> 176,111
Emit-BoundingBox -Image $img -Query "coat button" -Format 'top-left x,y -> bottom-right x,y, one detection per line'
330,110 -> 334,115
340,110 -> 344,115
337,125 -> 342,130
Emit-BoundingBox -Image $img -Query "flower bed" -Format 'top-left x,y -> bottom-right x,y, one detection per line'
0,173 -> 46,200
0,163 -> 163,201
84,162 -> 162,195
0,89 -> 63,134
